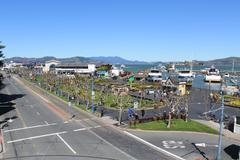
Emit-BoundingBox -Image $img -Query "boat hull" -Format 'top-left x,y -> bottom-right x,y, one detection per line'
205,75 -> 222,83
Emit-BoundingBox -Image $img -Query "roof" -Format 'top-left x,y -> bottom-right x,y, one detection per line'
169,76 -> 180,85
45,60 -> 60,64
56,64 -> 89,68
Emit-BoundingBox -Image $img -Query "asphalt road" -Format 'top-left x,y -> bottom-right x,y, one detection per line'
0,76 -> 177,160
128,130 -> 240,160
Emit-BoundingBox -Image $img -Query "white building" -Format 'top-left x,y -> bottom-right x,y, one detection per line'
43,60 -> 60,73
110,66 -> 123,77
55,64 -> 96,75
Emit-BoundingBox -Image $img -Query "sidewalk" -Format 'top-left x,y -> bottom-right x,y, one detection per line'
100,116 -> 119,125
194,119 -> 240,141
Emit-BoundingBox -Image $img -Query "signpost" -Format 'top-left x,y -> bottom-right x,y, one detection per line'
133,101 -> 138,109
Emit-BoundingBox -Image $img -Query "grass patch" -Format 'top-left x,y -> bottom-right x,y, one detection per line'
224,95 -> 240,107
130,119 -> 218,134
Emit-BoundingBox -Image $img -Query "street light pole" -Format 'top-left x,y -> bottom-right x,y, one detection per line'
216,82 -> 225,160
91,73 -> 95,113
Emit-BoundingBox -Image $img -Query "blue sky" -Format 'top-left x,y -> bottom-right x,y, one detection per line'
1,0 -> 240,62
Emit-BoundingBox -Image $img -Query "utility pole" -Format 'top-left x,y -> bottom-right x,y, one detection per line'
91,73 -> 95,113
216,82 -> 225,160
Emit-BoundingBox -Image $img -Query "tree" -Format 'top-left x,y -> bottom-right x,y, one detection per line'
0,43 -> 5,85
163,92 -> 181,128
0,44 -> 4,66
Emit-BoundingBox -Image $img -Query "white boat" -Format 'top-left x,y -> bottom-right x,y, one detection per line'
204,66 -> 222,83
178,70 -> 195,79
147,68 -> 162,82
223,73 -> 230,78
120,64 -> 126,69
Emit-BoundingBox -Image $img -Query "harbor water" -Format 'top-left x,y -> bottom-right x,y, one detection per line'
123,64 -> 240,91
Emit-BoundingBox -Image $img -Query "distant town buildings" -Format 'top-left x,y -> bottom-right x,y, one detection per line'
43,60 -> 60,73
163,76 -> 187,96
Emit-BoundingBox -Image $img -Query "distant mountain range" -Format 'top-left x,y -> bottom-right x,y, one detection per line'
4,56 -> 100,64
198,57 -> 240,66
89,56 -> 150,65
5,56 -> 151,65
4,56 -> 240,66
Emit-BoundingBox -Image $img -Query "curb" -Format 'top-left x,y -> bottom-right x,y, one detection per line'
122,128 -> 220,137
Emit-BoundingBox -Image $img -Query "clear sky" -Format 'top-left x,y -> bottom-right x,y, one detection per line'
1,0 -> 240,62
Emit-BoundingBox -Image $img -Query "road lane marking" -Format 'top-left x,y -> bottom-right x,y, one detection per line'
4,123 -> 57,133
162,141 -> 186,149
124,131 -> 185,160
93,125 -> 101,129
77,122 -> 137,160
44,121 -> 49,125
36,112 -> 40,115
75,118 -> 95,122
74,128 -> 88,132
89,129 -> 138,160
57,134 -> 77,154
73,125 -> 101,132
7,131 -> 67,144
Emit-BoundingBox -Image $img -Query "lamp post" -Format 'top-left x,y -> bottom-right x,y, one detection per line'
91,73 -> 95,113
216,81 -> 225,160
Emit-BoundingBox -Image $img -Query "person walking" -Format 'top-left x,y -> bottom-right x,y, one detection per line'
141,109 -> 145,118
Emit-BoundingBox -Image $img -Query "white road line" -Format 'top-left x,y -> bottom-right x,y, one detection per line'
123,131 -> 185,160
57,134 -> 77,154
7,131 -> 67,144
93,125 -> 101,129
73,125 -> 101,132
74,127 -> 89,132
75,118 -> 92,122
44,121 -> 49,125
77,121 -> 137,160
36,112 -> 40,115
4,123 -> 57,133
89,129 -> 138,160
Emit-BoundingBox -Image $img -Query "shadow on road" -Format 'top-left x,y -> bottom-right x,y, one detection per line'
0,93 -> 24,117
0,83 -> 6,90
0,93 -> 25,103
0,103 -> 16,116
224,144 -> 240,160
192,143 -> 210,160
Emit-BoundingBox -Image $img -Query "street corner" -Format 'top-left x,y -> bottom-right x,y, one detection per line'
125,130 -> 238,160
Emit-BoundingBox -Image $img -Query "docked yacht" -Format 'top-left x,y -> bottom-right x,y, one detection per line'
146,68 -> 162,82
178,70 -> 195,79
204,66 -> 222,83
